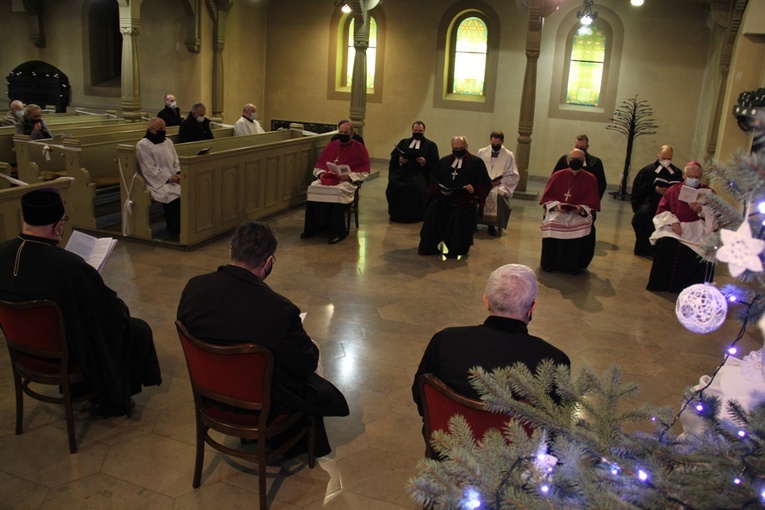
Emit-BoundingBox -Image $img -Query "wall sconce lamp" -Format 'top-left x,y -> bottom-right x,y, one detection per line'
631,0 -> 645,5
334,0 -> 352,13
577,0 -> 598,25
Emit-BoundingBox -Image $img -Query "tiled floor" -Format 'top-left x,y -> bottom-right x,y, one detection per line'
0,170 -> 759,509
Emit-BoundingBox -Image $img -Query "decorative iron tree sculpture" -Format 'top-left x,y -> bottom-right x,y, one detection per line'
607,95 -> 658,200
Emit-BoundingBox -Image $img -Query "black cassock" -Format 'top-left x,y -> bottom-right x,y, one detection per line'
0,235 -> 162,414
419,153 -> 491,257
385,136 -> 439,223
630,161 -> 683,256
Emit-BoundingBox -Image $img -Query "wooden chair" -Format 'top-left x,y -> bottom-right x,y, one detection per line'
417,373 -> 516,459
345,182 -> 362,232
176,321 -> 316,510
0,299 -> 99,454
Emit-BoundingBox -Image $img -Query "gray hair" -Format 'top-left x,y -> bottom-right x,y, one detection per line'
451,135 -> 468,145
484,264 -> 538,319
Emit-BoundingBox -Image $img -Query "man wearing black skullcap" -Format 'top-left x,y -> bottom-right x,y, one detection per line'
0,189 -> 162,417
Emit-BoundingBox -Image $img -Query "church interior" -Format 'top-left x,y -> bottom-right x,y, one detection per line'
0,0 -> 764,508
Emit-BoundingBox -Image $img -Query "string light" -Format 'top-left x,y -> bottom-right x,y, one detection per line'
738,430 -> 746,437
696,403 -> 704,412
758,202 -> 765,214
462,488 -> 482,510
638,469 -> 649,482
540,485 -> 550,494
733,477 -> 742,485
728,346 -> 738,355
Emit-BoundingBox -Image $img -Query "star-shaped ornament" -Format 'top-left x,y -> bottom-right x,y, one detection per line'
716,221 -> 765,277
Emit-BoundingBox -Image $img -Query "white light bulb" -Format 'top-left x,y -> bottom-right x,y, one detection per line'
738,430 -> 746,437
638,470 -> 649,482
631,0 -> 644,5
728,347 -> 738,355
341,3 -> 352,13
759,202 -> 765,214
580,15 -> 593,25
540,485 -> 550,494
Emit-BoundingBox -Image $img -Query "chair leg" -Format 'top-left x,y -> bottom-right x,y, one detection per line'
307,416 -> 316,469
192,420 -> 206,488
354,203 -> 359,228
258,434 -> 268,510
62,384 -> 78,454
13,373 -> 23,436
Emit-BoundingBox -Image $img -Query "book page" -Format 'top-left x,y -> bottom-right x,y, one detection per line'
326,162 -> 351,175
65,230 -> 116,273
65,230 -> 96,262
677,185 -> 699,203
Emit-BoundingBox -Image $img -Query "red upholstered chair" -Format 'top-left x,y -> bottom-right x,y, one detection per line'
175,321 -> 316,510
0,299 -> 99,454
418,373 -> 522,459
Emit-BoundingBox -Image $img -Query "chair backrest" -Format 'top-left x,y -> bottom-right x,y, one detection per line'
418,373 -> 510,443
175,321 -> 274,412
0,299 -> 66,360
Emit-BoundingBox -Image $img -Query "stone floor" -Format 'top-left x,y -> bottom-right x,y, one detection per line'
0,171 -> 760,509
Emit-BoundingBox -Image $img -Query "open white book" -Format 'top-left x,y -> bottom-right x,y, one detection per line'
65,230 -> 117,273
326,162 -> 351,175
678,185 -> 712,203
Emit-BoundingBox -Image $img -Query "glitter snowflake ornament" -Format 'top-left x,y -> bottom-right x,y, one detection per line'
676,283 -> 728,334
715,221 -> 765,277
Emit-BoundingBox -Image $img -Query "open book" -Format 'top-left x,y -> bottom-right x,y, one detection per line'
678,185 -> 712,203
65,230 -> 117,273
326,162 -> 351,175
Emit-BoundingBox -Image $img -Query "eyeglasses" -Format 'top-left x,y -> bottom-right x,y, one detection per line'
59,215 -> 69,225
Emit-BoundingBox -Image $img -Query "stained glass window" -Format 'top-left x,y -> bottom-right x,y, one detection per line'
566,25 -> 605,106
452,16 -> 487,96
346,17 -> 377,91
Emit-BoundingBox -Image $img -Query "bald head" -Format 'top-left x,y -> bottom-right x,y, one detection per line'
242,103 -> 257,118
659,145 -> 673,160
148,117 -> 166,132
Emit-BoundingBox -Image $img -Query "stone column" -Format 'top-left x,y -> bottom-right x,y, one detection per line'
349,1 -> 369,137
206,0 -> 233,119
118,0 -> 143,122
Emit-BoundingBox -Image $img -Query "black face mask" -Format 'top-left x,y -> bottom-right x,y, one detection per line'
412,132 -> 424,140
338,134 -> 351,144
145,129 -> 166,145
491,144 -> 502,152
452,148 -> 467,158
569,159 -> 584,170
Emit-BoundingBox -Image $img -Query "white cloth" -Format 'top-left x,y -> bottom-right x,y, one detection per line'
476,145 -> 520,197
234,116 -> 265,136
135,138 -> 181,204
649,206 -> 717,258
306,167 -> 369,205
540,201 -> 593,239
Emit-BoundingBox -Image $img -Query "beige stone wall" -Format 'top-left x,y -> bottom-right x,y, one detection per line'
0,0 -> 759,187
264,0 -> 716,187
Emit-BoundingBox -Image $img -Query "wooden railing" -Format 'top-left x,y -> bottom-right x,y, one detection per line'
117,129 -> 333,247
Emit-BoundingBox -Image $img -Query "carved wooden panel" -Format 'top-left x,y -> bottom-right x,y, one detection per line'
282,150 -> 297,201
264,154 -> 281,209
243,158 -> 263,216
192,167 -> 215,233
219,163 -> 239,224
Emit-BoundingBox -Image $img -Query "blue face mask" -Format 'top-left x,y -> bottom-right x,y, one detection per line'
685,177 -> 700,188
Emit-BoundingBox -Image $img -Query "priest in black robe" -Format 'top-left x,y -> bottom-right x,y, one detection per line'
630,145 -> 683,256
157,93 -> 182,127
386,120 -> 439,223
551,134 -> 607,198
0,189 -> 161,416
418,136 -> 491,258
179,102 -> 214,143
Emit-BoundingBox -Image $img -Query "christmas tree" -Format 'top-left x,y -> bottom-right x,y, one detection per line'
407,131 -> 765,509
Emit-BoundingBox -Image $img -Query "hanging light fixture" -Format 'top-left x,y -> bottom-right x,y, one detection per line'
631,0 -> 644,5
334,0 -> 352,13
577,0 -> 598,25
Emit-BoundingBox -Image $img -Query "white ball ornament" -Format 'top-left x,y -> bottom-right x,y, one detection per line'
675,283 -> 728,334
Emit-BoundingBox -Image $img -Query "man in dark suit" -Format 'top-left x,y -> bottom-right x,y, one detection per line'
412,264 -> 570,418
551,134 -> 607,199
177,221 -> 349,457
157,93 -> 182,127
178,102 -> 214,143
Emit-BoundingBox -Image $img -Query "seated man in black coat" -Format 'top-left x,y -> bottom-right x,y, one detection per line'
178,102 -> 214,143
0,189 -> 162,417
177,221 -> 349,457
412,264 -> 570,421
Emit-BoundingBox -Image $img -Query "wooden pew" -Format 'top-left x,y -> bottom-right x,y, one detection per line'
13,126 -> 235,229
0,177 -> 74,243
117,130 -> 333,247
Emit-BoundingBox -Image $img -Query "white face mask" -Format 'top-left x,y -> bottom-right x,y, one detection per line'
196,115 -> 205,123
685,177 -> 700,188
168,101 -> 177,109
250,112 -> 257,120
15,109 -> 23,118
659,159 -> 671,168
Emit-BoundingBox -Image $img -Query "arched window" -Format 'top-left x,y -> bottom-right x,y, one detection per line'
433,1 -> 499,112
346,17 -> 377,91
566,25 -> 606,106
547,6 -> 623,122
450,15 -> 488,96
327,8 -> 386,103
